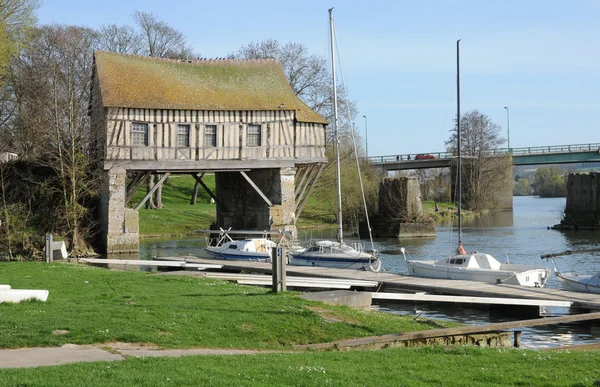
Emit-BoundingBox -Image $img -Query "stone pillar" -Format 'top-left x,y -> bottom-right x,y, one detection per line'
99,167 -> 139,254
215,168 -> 296,236
270,167 -> 297,237
556,172 -> 600,230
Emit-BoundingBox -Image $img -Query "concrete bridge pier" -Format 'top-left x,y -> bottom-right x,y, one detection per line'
99,167 -> 140,254
364,177 -> 436,238
554,172 -> 600,230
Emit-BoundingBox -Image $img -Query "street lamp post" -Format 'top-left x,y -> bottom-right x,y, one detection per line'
363,115 -> 368,157
504,107 -> 510,150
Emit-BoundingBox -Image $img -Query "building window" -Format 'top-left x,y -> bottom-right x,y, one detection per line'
132,122 -> 148,146
247,124 -> 261,147
204,125 -> 217,147
177,124 -> 190,147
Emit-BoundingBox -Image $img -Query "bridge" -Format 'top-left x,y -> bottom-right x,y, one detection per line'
368,143 -> 600,172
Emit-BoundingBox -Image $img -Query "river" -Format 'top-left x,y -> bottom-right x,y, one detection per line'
138,196 -> 600,349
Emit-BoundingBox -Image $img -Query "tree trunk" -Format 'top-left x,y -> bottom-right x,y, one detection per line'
155,174 -> 164,209
146,176 -> 156,209
190,180 -> 200,205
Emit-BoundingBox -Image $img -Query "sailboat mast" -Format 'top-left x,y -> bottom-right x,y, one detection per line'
456,39 -> 462,247
329,8 -> 343,244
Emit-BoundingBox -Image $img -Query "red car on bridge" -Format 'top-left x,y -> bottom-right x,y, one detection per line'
415,154 -> 436,160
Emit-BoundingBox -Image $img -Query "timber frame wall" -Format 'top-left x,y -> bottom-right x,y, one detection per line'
99,107 -> 327,168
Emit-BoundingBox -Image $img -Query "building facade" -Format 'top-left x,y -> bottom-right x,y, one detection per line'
90,52 -> 327,253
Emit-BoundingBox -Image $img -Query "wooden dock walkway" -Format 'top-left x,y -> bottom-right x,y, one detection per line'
122,256 -> 600,311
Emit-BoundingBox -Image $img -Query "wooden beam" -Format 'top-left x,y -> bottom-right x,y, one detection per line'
134,172 -> 170,211
103,159 -> 311,171
298,311 -> 600,350
296,163 -> 325,219
294,165 -> 310,197
295,164 -> 318,203
126,171 -> 151,203
239,171 -> 273,207
190,173 -> 228,211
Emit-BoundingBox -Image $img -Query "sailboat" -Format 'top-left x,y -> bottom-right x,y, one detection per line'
289,9 -> 381,272
542,248 -> 600,293
402,40 -> 549,287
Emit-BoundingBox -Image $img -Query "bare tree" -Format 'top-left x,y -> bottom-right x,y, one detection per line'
446,109 -> 505,156
10,25 -> 100,253
133,11 -> 193,59
231,39 -> 358,141
446,109 -> 511,211
96,24 -> 143,54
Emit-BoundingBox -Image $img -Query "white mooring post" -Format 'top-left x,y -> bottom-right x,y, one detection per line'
45,234 -> 53,263
271,246 -> 287,292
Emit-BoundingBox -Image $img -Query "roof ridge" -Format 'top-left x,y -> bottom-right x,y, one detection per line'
93,50 -> 280,65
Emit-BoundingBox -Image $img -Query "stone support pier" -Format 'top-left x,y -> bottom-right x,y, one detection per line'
215,167 -> 297,236
99,168 -> 139,254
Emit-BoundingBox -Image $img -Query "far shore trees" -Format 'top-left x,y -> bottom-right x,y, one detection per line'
532,166 -> 567,197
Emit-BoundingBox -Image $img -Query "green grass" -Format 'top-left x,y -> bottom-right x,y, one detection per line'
0,262 -> 457,350
0,346 -> 598,386
133,174 -> 336,236
133,175 -> 216,235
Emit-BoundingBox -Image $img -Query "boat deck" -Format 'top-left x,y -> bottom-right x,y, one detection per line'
159,256 -> 600,310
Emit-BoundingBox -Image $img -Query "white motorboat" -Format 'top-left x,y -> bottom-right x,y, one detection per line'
403,40 -> 549,287
289,9 -> 381,272
197,229 -> 285,262
200,238 -> 276,262
542,248 -> 600,293
403,249 -> 549,287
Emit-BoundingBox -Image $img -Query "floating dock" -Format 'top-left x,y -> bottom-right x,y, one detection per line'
154,256 -> 600,311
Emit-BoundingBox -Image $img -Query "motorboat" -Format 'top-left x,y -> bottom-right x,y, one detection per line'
197,228 -> 286,262
542,248 -> 600,293
289,9 -> 381,272
403,40 -> 549,287
403,248 -> 549,287
290,240 -> 381,271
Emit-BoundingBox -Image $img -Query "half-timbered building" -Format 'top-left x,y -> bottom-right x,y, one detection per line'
90,51 -> 327,253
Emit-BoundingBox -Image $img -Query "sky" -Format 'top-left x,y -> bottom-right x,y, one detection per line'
37,0 -> 600,157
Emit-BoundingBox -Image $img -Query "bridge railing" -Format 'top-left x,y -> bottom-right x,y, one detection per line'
367,152 -> 453,164
368,143 -> 600,164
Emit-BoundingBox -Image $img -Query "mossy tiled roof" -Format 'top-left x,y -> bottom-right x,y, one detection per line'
93,51 -> 327,124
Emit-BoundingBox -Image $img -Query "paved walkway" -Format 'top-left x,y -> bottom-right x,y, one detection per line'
0,343 -> 275,369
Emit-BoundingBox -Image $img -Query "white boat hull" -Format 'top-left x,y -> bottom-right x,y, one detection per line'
406,259 -> 548,287
289,241 -> 381,272
289,255 -> 377,271
557,273 -> 600,294
200,248 -> 271,262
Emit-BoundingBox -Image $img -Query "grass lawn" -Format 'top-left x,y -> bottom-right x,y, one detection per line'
2,263 -> 600,386
0,262 -> 457,350
0,345 -> 598,386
